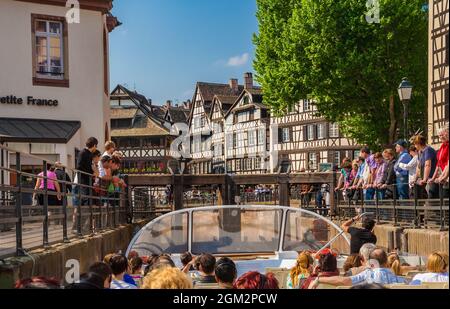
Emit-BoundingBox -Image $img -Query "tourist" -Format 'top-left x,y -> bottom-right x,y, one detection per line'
143,254 -> 159,276
300,183 -> 313,206
109,254 -> 137,289
193,254 -> 217,285
180,252 -> 194,272
335,161 -> 355,201
399,145 -> 419,196
67,262 -> 113,290
151,255 -> 176,270
142,267 -> 193,289
98,141 -> 115,177
234,271 -> 279,289
309,248 -> 406,287
411,252 -> 449,284
341,214 -> 377,254
103,141 -> 116,157
343,254 -> 363,276
378,149 -> 397,199
15,277 -> 61,289
92,150 -> 101,178
359,147 -> 378,200
387,252 -> 418,276
33,164 -> 62,207
215,257 -> 237,289
372,152 -> 387,200
73,137 -> 98,230
413,135 -> 439,198
54,161 -> 72,199
430,124 -> 449,198
303,250 -> 340,289
350,283 -> 388,289
394,140 -> 412,199
350,243 -> 378,275
129,256 -> 144,287
286,251 -> 313,289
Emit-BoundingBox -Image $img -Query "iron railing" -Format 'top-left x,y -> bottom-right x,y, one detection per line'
335,184 -> 449,230
0,144 -> 149,258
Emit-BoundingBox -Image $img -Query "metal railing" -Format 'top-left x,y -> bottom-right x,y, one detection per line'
0,144 -> 147,258
335,184 -> 449,230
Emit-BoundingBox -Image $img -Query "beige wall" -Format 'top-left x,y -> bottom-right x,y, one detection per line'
428,0 -> 449,148
0,0 -> 110,159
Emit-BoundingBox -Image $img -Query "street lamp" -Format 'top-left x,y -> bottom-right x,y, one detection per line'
398,78 -> 413,139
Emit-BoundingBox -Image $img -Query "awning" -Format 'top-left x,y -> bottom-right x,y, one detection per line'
0,118 -> 81,143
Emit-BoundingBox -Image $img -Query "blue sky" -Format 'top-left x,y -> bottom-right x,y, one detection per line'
110,0 -> 258,105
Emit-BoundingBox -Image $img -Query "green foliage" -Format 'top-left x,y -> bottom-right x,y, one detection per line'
254,0 -> 428,148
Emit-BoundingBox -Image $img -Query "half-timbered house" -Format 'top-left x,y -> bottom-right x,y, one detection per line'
188,80 -> 243,174
110,85 -> 173,174
224,73 -> 270,174
270,100 -> 361,172
428,0 -> 449,147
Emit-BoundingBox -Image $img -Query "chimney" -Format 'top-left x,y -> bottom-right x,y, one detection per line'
244,72 -> 253,90
184,100 -> 191,109
166,100 -> 172,108
229,78 -> 239,92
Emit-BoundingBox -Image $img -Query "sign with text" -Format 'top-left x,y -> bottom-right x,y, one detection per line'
0,95 -> 59,107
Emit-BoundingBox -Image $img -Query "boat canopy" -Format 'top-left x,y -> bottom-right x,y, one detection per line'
126,205 -> 350,257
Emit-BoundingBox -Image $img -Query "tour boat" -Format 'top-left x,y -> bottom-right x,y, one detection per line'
126,205 -> 353,278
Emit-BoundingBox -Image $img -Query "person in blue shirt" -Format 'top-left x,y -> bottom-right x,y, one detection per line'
309,248 -> 406,288
394,140 -> 412,199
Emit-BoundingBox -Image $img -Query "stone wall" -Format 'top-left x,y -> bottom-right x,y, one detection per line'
330,220 -> 449,257
0,221 -> 146,289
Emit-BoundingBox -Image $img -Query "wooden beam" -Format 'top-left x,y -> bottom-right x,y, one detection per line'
127,175 -> 172,186
289,173 -> 334,184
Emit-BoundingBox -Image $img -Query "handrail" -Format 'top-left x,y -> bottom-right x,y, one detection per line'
0,144 -> 136,257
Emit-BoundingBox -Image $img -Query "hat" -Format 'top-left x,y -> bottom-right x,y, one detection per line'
394,139 -> 408,148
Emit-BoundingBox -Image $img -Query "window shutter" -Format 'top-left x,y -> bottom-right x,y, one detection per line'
314,125 -> 318,140
324,123 -> 329,139
278,128 -> 283,142
289,127 -> 293,141
303,126 -> 308,141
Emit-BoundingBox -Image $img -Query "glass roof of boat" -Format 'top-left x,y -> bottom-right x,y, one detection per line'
126,205 -> 350,257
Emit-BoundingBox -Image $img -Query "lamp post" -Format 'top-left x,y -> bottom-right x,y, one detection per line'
398,78 -> 413,139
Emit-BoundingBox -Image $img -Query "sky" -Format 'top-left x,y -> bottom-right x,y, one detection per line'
109,0 -> 258,105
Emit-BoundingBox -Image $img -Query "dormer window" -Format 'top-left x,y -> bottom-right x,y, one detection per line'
243,96 -> 250,105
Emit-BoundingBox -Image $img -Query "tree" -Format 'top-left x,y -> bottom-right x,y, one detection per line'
254,0 -> 428,148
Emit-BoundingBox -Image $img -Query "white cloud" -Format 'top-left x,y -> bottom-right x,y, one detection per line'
226,53 -> 249,67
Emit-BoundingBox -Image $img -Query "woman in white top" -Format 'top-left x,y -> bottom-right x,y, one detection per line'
412,252 -> 449,283
398,145 -> 419,189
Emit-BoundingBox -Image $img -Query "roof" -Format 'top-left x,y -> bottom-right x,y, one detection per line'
110,108 -> 138,119
110,84 -> 169,131
111,117 -> 169,137
152,106 -> 167,120
166,106 -> 190,123
197,82 -> 244,102
224,87 -> 267,118
0,118 -> 81,143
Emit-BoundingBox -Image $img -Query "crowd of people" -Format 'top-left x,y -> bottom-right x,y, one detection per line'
14,245 -> 448,290
32,137 -> 128,231
335,124 -> 449,203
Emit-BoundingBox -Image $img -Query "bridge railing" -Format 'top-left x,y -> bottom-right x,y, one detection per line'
0,144 -> 144,258
334,185 -> 449,230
